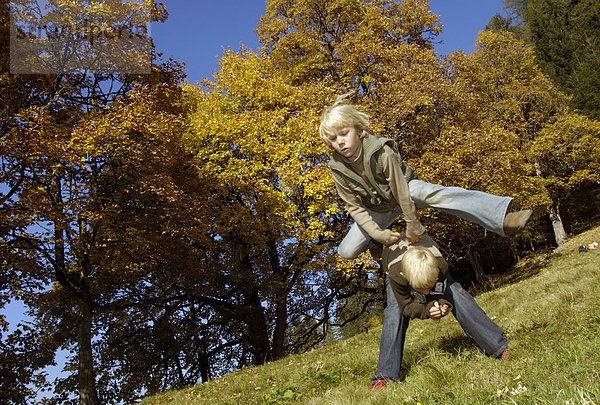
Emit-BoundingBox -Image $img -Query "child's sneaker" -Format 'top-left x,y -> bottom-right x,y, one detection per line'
370,378 -> 388,391
498,347 -> 510,360
503,209 -> 533,237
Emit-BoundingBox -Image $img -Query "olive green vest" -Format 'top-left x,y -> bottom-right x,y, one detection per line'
328,134 -> 418,210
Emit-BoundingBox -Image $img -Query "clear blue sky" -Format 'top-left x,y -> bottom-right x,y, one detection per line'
150,0 -> 509,84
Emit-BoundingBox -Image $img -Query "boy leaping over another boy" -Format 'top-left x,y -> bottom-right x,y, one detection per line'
319,94 -> 532,260
370,234 -> 509,391
318,95 -> 524,390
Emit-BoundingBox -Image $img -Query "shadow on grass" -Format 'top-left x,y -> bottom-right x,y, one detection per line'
397,334 -> 479,382
435,334 -> 479,357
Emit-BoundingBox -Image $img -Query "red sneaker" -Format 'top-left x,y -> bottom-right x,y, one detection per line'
370,379 -> 388,391
498,347 -> 510,360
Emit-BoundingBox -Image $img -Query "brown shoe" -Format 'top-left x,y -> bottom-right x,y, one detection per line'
498,347 -> 510,360
503,209 -> 533,237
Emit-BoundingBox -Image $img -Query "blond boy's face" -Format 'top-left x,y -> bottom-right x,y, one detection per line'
329,126 -> 361,160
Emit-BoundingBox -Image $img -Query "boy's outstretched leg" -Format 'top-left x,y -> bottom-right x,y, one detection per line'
408,180 -> 531,237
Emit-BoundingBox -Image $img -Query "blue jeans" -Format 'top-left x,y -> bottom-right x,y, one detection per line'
371,274 -> 508,383
339,180 -> 512,259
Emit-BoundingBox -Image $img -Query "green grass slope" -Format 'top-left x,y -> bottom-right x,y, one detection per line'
140,227 -> 600,405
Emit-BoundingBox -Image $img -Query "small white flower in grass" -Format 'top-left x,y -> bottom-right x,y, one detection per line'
510,383 -> 528,395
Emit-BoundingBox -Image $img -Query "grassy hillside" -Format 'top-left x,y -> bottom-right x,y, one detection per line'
140,227 -> 600,405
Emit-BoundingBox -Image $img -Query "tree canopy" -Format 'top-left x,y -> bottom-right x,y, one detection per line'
1,1 -> 599,403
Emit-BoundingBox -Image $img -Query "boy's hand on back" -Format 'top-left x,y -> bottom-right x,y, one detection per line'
405,233 -> 422,243
386,231 -> 401,244
440,304 -> 450,317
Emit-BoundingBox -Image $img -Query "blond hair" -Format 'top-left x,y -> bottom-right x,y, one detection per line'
319,93 -> 370,148
401,246 -> 439,290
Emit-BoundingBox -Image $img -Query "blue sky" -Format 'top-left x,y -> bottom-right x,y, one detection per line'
150,0 -> 509,84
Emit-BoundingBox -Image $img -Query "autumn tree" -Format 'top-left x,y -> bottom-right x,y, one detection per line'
527,114 -> 600,237
4,1 -> 353,400
184,47 -> 375,366
1,61 -> 217,403
255,0 -> 446,275
0,1 -> 193,403
56,77 -> 217,404
445,30 -> 600,246
257,0 -> 441,95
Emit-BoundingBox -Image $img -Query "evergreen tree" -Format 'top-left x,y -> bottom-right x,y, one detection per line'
500,0 -> 600,119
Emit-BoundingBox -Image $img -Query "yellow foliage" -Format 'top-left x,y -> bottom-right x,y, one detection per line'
334,252 -> 378,277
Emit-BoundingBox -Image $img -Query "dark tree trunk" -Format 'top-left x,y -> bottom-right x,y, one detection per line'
466,247 -> 486,284
244,286 -> 272,365
267,239 -> 288,360
237,244 -> 272,365
549,204 -> 567,246
78,298 -> 99,405
52,168 -> 100,404
272,296 -> 288,360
